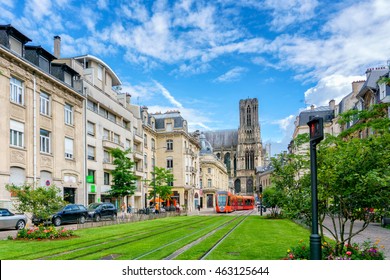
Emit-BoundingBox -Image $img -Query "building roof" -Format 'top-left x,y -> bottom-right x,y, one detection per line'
298,106 -> 334,126
152,111 -> 186,129
357,67 -> 388,97
203,129 -> 238,149
73,54 -> 121,86
0,24 -> 31,44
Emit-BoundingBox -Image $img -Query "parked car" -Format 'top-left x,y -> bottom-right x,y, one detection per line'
87,202 -> 117,222
0,208 -> 27,230
32,204 -> 88,226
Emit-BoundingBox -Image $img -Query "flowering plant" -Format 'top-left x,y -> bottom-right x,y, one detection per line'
285,239 -> 385,260
12,225 -> 75,240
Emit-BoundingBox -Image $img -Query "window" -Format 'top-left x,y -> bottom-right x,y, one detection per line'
40,129 -> 51,154
64,103 -> 73,125
64,72 -> 72,85
87,100 -> 98,112
166,123 -> 172,131
208,168 -> 211,174
113,133 -> 120,144
144,154 -> 148,169
9,36 -> 22,55
151,138 -> 155,150
87,121 -> 95,136
166,139 -> 173,151
103,128 -> 109,140
97,64 -> 103,80
104,172 -> 110,185
87,145 -> 95,160
10,120 -> 24,148
167,157 -> 173,169
40,92 -> 50,116
144,134 -> 147,147
10,77 -> 24,105
107,111 -> 115,122
87,169 -> 95,183
103,150 -> 110,163
208,179 -> 212,188
39,56 -> 50,72
200,179 -> 202,188
125,139 -> 131,149
65,137 -> 74,159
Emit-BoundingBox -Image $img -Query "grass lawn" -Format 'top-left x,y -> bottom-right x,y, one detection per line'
0,215 -> 312,260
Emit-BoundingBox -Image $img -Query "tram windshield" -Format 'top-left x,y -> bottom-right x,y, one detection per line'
218,194 -> 227,207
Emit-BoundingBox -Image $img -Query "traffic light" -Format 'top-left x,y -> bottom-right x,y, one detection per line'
307,117 -> 324,144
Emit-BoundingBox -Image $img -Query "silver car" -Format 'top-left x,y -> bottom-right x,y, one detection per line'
0,208 -> 27,230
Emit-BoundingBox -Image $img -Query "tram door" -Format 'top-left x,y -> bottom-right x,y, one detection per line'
207,194 -> 213,208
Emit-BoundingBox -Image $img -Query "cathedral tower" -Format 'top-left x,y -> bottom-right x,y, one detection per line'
235,98 -> 263,195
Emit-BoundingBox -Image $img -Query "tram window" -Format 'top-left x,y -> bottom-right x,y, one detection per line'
227,195 -> 231,206
218,195 -> 227,207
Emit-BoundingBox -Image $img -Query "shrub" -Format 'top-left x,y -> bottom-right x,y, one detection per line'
285,239 -> 385,260
14,225 -> 75,240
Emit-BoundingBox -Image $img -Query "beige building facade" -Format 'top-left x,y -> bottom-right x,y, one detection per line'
0,25 -> 85,208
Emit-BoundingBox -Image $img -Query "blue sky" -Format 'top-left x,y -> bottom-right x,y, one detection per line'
1,0 -> 390,156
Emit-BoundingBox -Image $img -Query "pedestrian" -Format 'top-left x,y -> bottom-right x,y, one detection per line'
121,202 -> 126,220
127,205 -> 132,214
197,205 -> 201,214
155,203 -> 159,214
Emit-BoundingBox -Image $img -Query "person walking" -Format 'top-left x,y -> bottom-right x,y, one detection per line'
121,202 -> 126,220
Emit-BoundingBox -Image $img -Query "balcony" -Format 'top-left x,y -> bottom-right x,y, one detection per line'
103,158 -> 115,170
133,131 -> 143,143
134,168 -> 144,177
102,136 -> 124,149
133,150 -> 143,161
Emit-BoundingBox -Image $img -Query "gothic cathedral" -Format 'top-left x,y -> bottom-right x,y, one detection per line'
203,98 -> 264,195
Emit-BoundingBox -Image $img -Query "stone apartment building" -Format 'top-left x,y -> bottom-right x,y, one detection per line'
0,25 -> 85,208
198,133 -> 229,209
53,41 -> 145,209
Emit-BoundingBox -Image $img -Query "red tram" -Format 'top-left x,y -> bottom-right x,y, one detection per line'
215,191 -> 255,213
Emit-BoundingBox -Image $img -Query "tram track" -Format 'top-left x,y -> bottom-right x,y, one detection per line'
40,216 -> 219,260
199,210 -> 253,260
161,210 -> 253,260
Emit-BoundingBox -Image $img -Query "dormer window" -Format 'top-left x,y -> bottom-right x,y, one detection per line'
39,55 -> 49,72
64,72 -> 72,85
9,36 -> 22,55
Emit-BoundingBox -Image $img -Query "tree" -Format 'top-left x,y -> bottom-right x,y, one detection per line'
148,166 -> 174,204
109,148 -> 138,201
272,104 -> 390,256
262,186 -> 283,218
5,184 -> 66,221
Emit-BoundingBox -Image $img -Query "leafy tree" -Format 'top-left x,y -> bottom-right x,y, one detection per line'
109,148 -> 138,201
5,184 -> 66,220
262,186 -> 283,217
272,103 -> 390,256
148,166 -> 174,204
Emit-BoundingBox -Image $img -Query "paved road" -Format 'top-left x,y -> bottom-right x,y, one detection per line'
321,218 -> 390,260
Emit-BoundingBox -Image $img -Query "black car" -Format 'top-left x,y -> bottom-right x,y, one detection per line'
87,202 -> 117,222
33,204 -> 88,226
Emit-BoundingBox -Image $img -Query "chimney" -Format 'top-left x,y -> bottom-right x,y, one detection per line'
126,93 -> 131,104
54,36 -> 61,58
329,99 -> 335,110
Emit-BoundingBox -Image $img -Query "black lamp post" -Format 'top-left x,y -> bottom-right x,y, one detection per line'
307,117 -> 324,260
258,183 -> 263,216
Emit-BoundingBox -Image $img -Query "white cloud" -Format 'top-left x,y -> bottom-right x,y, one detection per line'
304,74 -> 365,107
24,0 -> 52,21
153,80 -> 183,108
263,0 -> 319,31
214,67 -> 248,83
272,114 -> 296,132
0,0 -> 14,8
